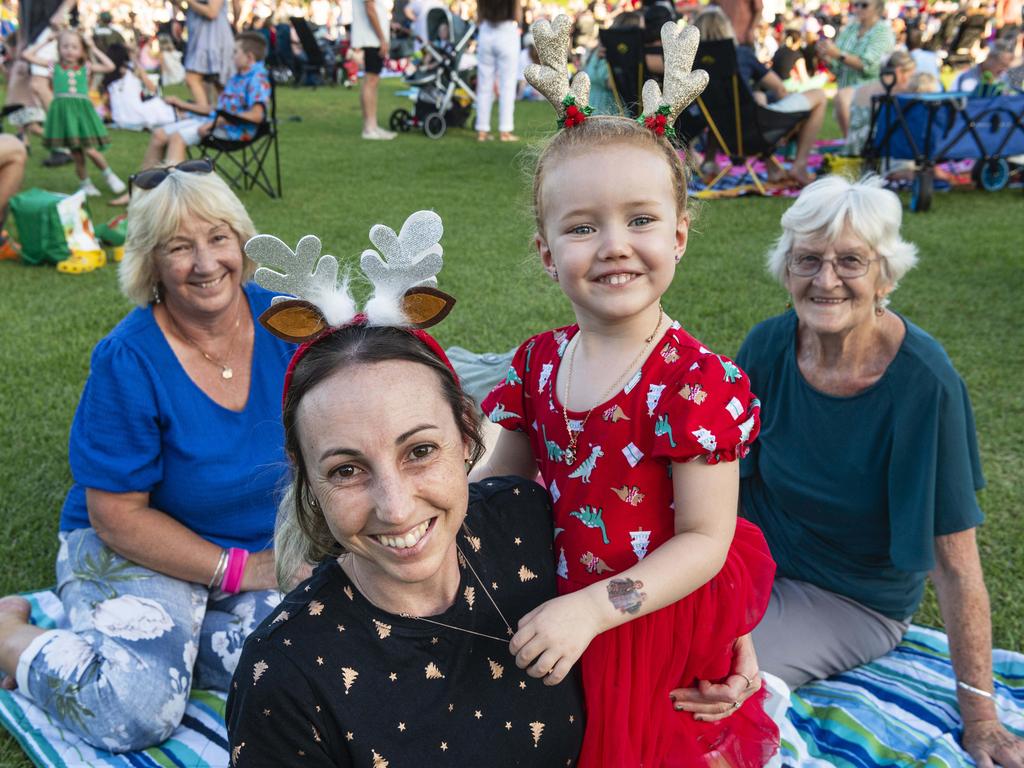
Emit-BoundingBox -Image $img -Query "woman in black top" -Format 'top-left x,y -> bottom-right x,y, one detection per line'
226,325 -> 584,766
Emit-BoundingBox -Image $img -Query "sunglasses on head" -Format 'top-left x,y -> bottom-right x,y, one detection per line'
851,2 -> 871,8
127,159 -> 215,197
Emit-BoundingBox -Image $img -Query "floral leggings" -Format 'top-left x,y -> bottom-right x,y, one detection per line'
16,529 -> 280,753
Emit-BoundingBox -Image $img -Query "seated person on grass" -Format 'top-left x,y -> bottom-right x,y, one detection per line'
111,32 -> 270,206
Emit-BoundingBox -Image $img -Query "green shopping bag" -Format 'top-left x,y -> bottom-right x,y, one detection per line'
8,188 -> 70,265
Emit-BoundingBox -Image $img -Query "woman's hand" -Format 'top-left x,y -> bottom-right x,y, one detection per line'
239,549 -> 279,592
510,590 -> 602,686
962,719 -> 1024,768
669,634 -> 762,721
816,38 -> 839,60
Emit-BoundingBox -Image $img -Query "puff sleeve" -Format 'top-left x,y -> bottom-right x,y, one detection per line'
480,337 -> 535,434
650,352 -> 761,464
67,337 -> 163,494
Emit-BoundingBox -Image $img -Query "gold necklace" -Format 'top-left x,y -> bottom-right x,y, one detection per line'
561,305 -> 664,466
349,546 -> 515,644
166,299 -> 243,381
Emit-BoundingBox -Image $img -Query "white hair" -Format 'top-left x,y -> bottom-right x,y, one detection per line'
765,175 -> 918,306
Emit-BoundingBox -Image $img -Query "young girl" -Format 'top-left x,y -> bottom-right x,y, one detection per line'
476,17 -> 778,767
22,28 -> 126,198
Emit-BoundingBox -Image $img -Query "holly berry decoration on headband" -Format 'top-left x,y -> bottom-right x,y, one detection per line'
641,105 -> 675,138
561,94 -> 593,129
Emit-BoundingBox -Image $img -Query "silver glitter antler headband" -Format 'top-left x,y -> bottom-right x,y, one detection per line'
637,23 -> 709,139
248,211 -> 455,343
524,15 -> 592,128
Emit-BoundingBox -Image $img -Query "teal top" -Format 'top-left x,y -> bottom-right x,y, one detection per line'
738,312 -> 984,620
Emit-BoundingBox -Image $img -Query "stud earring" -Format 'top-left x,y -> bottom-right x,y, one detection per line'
550,268 -> 558,281
674,253 -> 682,263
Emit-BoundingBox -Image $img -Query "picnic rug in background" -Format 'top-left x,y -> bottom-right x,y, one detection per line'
1,590 -> 1021,767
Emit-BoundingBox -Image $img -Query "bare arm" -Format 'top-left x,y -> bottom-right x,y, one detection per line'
86,39 -> 116,74
758,69 -> 789,100
511,459 -> 737,684
87,488 -> 277,592
932,529 -> 1024,768
468,428 -> 536,482
20,31 -> 54,66
185,0 -> 225,20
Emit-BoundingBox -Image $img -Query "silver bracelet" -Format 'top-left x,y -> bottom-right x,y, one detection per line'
957,679 -> 996,702
208,549 -> 229,590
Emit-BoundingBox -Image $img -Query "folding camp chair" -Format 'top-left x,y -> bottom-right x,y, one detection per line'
676,39 -> 810,195
600,27 -> 645,117
195,76 -> 282,198
943,13 -> 988,68
290,17 -> 327,86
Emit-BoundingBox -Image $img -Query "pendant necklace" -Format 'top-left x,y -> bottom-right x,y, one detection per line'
349,547 -> 514,644
166,298 -> 243,381
561,305 -> 664,466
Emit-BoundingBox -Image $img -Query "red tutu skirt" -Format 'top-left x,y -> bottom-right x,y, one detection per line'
572,519 -> 778,768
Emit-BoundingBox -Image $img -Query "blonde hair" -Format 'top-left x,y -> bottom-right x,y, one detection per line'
908,71 -> 939,93
765,175 -> 918,307
886,49 -> 915,72
532,116 -> 690,236
120,170 -> 257,306
692,7 -> 736,42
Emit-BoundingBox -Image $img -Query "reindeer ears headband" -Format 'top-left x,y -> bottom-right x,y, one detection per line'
248,210 -> 455,344
525,16 -> 709,138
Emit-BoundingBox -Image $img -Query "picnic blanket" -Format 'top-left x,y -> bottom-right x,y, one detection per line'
1,590 -> 1022,767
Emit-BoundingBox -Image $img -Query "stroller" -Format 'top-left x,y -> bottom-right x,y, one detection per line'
389,7 -> 477,139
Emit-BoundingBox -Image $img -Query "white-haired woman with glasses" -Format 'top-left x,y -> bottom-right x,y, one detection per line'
0,167 -> 297,752
731,175 -> 1023,767
815,0 -> 894,135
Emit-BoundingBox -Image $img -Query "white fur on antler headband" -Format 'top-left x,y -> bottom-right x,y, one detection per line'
248,210 -> 448,332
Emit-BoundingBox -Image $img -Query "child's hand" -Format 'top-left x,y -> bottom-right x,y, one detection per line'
509,590 -> 602,686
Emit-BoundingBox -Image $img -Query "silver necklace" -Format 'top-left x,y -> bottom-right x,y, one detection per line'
347,546 -> 514,644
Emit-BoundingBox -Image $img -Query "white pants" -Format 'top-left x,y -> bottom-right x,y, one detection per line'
475,20 -> 520,133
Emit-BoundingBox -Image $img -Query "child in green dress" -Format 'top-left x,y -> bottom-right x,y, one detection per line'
22,28 -> 126,198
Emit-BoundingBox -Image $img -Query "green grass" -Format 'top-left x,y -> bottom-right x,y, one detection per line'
0,80 -> 1022,764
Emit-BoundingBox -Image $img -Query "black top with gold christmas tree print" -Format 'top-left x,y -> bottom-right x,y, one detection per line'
226,476 -> 585,767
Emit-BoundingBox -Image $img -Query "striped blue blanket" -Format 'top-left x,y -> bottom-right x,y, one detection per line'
1,591 -> 1021,767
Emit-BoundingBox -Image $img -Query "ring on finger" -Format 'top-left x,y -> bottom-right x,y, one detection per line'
731,700 -> 740,710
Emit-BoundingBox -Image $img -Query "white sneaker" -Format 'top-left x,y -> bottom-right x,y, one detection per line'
361,127 -> 396,140
104,172 -> 127,194
79,180 -> 101,197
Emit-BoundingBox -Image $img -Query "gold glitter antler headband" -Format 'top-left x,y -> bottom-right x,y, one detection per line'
524,15 -> 593,128
249,211 -> 455,343
637,23 -> 709,139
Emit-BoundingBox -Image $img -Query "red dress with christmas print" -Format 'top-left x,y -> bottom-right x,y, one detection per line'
482,323 -> 778,768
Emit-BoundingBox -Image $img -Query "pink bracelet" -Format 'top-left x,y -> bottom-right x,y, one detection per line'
221,548 -> 250,594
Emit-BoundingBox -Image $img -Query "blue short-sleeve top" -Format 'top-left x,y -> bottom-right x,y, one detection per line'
738,311 -> 984,620
60,283 -> 296,551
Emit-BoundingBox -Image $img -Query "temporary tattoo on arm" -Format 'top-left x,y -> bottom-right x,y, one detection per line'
607,578 -> 647,614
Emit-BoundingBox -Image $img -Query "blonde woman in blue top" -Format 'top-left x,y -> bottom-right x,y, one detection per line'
737,175 -> 1024,768
815,0 -> 894,135
0,170 -> 295,752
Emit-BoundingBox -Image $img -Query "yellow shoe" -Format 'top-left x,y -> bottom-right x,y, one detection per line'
109,245 -> 125,263
56,250 -> 106,274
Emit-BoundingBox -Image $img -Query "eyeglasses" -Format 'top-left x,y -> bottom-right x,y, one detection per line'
787,252 -> 880,278
128,159 -> 214,197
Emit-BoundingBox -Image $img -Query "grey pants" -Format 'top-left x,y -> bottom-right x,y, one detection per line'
752,577 -> 910,689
